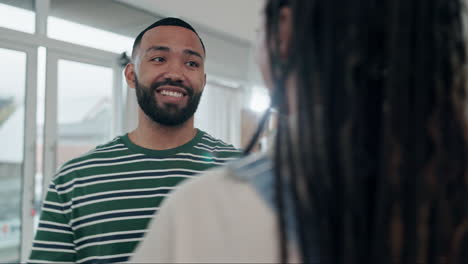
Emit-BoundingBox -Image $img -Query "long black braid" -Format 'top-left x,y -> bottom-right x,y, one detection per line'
249,0 -> 468,263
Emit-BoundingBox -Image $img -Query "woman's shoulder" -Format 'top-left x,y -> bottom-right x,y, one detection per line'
134,154 -> 282,263
162,153 -> 273,214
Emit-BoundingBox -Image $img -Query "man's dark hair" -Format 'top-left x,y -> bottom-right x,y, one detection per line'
131,17 -> 206,59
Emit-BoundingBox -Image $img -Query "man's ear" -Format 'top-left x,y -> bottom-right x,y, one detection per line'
203,73 -> 207,89
124,63 -> 136,89
279,7 -> 292,59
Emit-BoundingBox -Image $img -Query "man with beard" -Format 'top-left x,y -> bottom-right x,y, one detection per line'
29,18 -> 242,264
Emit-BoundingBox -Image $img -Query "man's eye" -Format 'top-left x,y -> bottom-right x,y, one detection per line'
186,61 -> 199,68
151,57 -> 165,62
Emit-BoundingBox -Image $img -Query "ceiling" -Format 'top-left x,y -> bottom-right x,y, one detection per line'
117,0 -> 264,43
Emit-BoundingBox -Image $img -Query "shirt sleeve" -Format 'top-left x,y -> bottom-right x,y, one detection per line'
28,182 -> 76,264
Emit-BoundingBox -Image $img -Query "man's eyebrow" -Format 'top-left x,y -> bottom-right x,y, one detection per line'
145,46 -> 170,54
184,49 -> 203,60
145,46 -> 203,60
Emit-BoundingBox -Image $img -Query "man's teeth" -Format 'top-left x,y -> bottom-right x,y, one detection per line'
160,90 -> 183,98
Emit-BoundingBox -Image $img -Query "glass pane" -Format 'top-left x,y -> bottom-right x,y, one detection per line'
0,47 -> 26,263
0,0 -> 35,33
56,59 -> 113,168
249,86 -> 270,113
48,0 -> 160,54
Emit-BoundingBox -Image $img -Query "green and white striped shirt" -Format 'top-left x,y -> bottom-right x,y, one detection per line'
29,130 -> 242,264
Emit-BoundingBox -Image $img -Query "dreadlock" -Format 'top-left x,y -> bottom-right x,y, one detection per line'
260,0 -> 468,263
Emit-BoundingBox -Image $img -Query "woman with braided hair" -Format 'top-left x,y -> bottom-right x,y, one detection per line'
133,0 -> 468,263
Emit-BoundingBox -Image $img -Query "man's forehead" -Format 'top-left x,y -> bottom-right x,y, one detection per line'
140,26 -> 205,56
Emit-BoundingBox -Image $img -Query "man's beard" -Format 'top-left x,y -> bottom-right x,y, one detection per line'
134,75 -> 202,126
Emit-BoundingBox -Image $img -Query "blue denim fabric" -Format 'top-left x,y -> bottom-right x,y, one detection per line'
229,154 -> 320,262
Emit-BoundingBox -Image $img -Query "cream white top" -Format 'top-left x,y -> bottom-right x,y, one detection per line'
131,160 -> 299,263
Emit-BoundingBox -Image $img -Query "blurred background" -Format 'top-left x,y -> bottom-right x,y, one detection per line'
0,0 -> 271,262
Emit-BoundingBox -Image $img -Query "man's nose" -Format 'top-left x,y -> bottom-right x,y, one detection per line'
163,63 -> 184,81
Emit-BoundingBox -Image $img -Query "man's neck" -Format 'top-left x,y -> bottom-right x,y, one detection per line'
128,110 -> 197,150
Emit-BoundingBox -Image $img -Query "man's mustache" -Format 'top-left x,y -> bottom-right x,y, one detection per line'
151,79 -> 194,96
